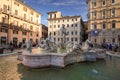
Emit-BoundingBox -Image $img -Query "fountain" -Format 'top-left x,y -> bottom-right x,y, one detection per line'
18,27 -> 106,68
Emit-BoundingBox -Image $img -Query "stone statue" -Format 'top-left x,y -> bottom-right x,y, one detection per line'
66,41 -> 74,53
27,41 -> 32,53
61,26 -> 66,38
82,39 -> 91,50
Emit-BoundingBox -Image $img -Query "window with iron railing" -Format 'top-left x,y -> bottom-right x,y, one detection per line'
22,32 -> 27,35
0,28 -> 8,33
2,17 -> 8,24
13,30 -> 18,34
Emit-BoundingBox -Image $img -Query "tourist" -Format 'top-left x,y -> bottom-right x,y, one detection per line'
10,41 -> 14,52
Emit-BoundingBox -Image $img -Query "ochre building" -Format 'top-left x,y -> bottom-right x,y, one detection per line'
86,0 -> 120,44
0,0 -> 42,47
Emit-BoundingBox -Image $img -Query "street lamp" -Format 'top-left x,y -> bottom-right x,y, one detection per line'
7,5 -> 11,46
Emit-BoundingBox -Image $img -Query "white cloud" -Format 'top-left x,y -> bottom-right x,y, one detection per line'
26,0 -> 86,6
52,0 -> 86,6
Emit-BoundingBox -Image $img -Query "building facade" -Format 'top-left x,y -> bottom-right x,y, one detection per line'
40,24 -> 48,39
86,0 -> 120,44
47,11 -> 84,44
83,21 -> 88,41
0,0 -> 42,47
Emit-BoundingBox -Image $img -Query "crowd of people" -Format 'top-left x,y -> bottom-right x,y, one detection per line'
90,42 -> 120,52
5,40 -> 120,53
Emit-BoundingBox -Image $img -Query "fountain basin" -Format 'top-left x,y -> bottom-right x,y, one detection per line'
19,48 -> 106,68
21,51 -> 86,68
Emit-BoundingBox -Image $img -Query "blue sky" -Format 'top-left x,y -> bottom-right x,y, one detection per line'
25,0 -> 88,26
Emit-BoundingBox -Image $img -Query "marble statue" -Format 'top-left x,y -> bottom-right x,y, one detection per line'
61,26 -> 66,38
82,39 -> 91,50
26,41 -> 32,53
66,42 -> 74,53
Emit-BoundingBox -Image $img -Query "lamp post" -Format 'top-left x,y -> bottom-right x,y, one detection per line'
7,5 -> 11,46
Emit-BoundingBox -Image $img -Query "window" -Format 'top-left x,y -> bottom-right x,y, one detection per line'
23,7 -> 27,12
23,23 -> 27,29
54,25 -> 56,28
30,32 -> 32,36
36,14 -> 39,18
31,17 -> 33,21
54,14 -> 56,18
76,19 -> 77,21
0,28 -> 8,33
71,31 -> 73,35
13,30 -> 18,34
71,38 -> 73,41
36,32 -> 39,37
54,32 -> 56,35
72,19 -> 74,21
93,24 -> 97,29
67,24 -> 69,27
111,21 -> 116,28
111,0 -> 115,4
94,39 -> 97,42
58,38 -> 60,41
75,31 -> 77,35
22,32 -> 27,35
2,17 -> 8,24
62,24 -> 64,27
24,14 -> 26,20
58,25 -> 60,28
36,20 -> 38,24
93,2 -> 96,7
111,8 -> 115,17
31,11 -> 34,15
3,4 -> 7,13
14,20 -> 18,26
54,38 -> 56,41
67,19 -> 69,22
30,26 -> 33,30
102,0 -> 106,6
102,10 -> 106,18
14,2 -> 19,6
15,10 -> 18,16
67,38 -> 69,41
67,31 -> 69,35
112,38 -> 115,42
102,23 -> 106,29
58,20 -> 60,22
50,25 -> 52,28
94,11 -> 97,16
75,24 -> 78,27
50,14 -> 52,19
75,38 -> 77,41
71,24 -> 74,27
103,39 -> 106,43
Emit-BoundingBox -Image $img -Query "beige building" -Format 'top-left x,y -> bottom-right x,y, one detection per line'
0,0 -> 42,47
47,11 -> 84,44
86,0 -> 120,44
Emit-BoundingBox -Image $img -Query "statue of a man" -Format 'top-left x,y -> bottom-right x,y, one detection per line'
61,26 -> 66,37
